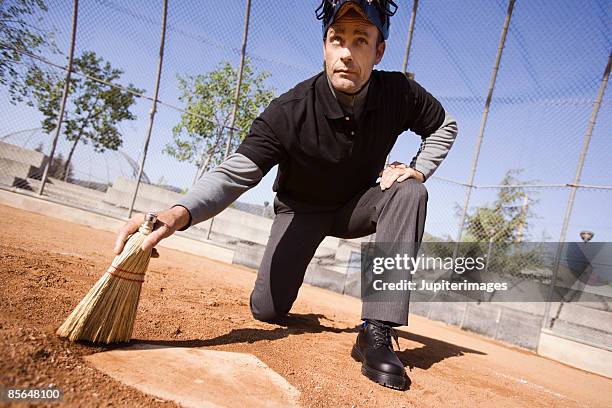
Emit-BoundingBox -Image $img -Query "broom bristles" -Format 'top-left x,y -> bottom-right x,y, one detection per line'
57,220 -> 153,344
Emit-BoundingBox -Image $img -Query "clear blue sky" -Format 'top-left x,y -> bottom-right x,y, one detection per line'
0,0 -> 610,241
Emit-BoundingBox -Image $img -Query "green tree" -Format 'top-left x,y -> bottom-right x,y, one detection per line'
428,169 -> 544,278
1,0 -> 56,97
464,169 -> 538,243
165,59 -> 274,182
16,50 -> 143,180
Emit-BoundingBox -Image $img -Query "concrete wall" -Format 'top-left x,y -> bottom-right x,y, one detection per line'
0,141 -> 45,167
538,329 -> 612,378
104,177 -> 343,255
0,159 -> 36,186
110,177 -> 183,204
0,142 -> 45,187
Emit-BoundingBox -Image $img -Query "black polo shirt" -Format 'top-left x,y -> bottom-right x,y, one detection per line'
236,70 -> 445,210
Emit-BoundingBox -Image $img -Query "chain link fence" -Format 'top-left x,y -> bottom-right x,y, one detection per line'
0,0 -> 610,350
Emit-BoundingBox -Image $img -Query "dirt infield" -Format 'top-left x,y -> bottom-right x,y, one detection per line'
1,203 -> 611,407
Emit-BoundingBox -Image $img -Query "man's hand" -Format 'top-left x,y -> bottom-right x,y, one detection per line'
379,161 -> 424,190
113,206 -> 191,258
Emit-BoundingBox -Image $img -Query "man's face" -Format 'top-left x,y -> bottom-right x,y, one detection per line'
323,14 -> 385,94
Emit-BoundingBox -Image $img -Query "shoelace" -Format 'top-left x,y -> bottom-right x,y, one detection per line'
370,322 -> 400,350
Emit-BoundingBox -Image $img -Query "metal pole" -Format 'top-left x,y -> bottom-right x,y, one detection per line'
37,0 -> 79,196
385,0 -> 419,168
223,0 -> 251,159
454,0 -> 515,252
542,51 -> 611,329
401,0 -> 419,75
207,0 -> 251,240
127,0 -> 168,218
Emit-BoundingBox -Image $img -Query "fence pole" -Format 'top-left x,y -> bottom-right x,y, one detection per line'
453,0 -> 515,253
401,0 -> 419,75
384,0 -> 419,168
37,0 -> 79,196
542,51 -> 612,330
127,0 -> 168,218
223,0 -> 251,159
207,0 -> 251,240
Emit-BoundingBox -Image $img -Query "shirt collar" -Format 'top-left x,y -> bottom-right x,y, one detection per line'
327,74 -> 369,109
315,71 -> 381,119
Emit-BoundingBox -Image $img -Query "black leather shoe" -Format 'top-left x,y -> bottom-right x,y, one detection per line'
351,320 -> 407,390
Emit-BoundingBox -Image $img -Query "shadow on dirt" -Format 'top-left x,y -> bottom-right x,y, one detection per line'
395,329 -> 487,371
126,313 -> 359,349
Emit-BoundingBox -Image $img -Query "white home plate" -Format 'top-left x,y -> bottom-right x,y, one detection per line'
84,344 -> 300,407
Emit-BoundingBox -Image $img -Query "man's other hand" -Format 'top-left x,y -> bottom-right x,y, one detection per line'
113,206 -> 191,257
379,161 -> 424,190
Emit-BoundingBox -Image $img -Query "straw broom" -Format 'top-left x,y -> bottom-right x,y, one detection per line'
57,213 -> 157,344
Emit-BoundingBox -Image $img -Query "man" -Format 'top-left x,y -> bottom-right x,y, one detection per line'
114,0 -> 457,390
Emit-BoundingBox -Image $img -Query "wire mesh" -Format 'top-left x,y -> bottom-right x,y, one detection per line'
1,0 -> 609,241
0,0 -> 610,348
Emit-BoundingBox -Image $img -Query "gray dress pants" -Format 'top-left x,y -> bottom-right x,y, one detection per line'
249,179 -> 428,326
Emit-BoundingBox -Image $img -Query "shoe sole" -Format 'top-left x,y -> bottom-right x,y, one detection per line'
351,345 -> 406,390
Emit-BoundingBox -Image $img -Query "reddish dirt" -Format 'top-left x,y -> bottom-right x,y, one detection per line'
1,203 -> 611,407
